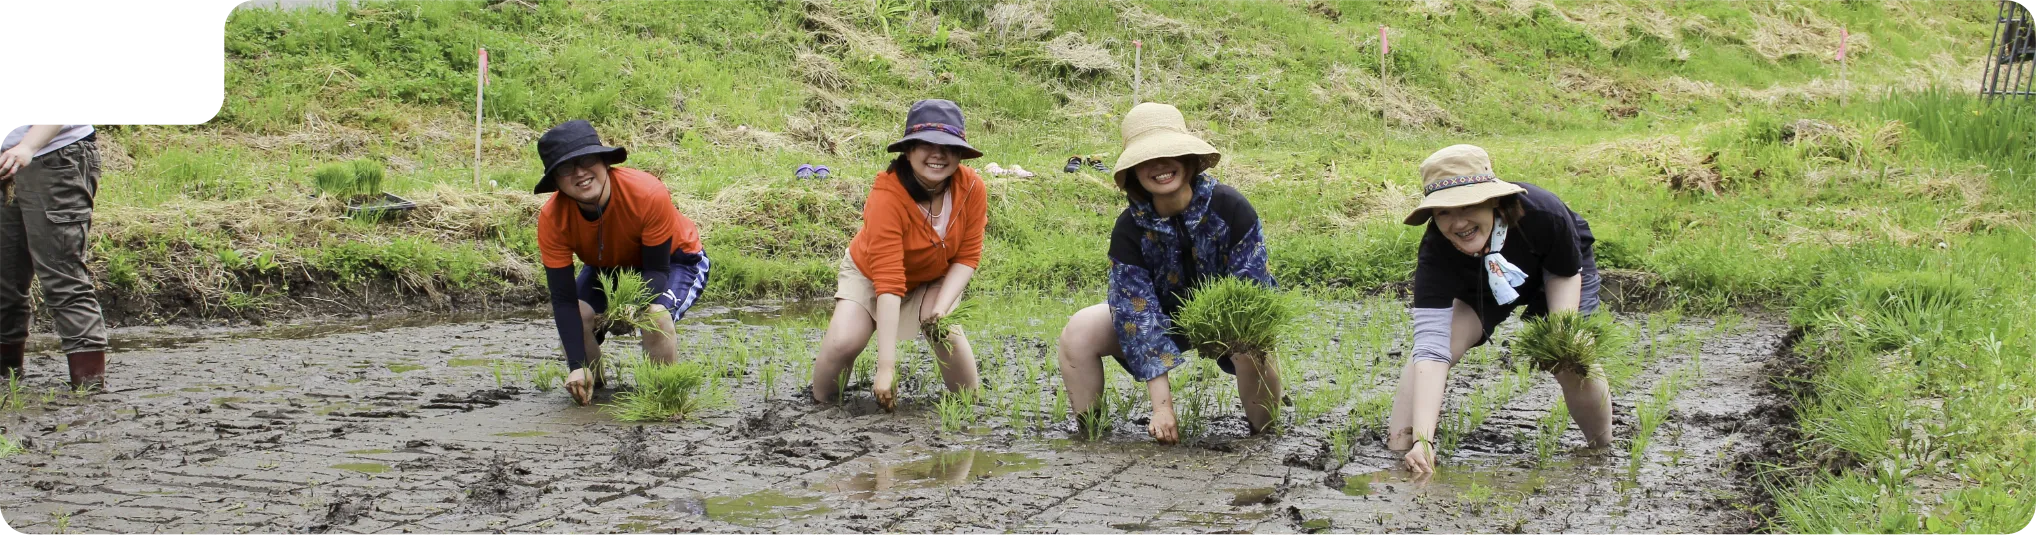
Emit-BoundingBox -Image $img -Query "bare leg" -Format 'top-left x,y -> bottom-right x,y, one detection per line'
811,299 -> 876,403
1553,369 -> 1614,448
925,324 -> 980,394
1232,351 -> 1282,434
1054,304 -> 1116,417
641,304 -> 678,365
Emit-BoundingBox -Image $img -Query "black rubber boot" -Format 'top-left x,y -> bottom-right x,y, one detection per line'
67,350 -> 106,392
1,343 -> 22,380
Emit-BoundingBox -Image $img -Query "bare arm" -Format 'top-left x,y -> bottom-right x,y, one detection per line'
0,125 -> 64,180
926,263 -> 976,322
1543,271 -> 1583,313
1146,373 -> 1178,444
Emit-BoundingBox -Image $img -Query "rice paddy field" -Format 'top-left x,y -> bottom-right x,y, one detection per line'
4,0 -> 2035,532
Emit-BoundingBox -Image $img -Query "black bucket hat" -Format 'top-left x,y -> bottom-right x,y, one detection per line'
534,119 -> 629,194
885,99 -> 983,160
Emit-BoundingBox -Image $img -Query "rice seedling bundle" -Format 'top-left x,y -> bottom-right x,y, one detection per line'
1515,311 -> 1624,378
1170,277 -> 1305,361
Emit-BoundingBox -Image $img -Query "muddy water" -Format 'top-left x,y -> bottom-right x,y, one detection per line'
0,301 -> 1783,533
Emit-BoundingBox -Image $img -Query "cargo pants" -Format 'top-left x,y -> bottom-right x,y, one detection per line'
0,139 -> 109,353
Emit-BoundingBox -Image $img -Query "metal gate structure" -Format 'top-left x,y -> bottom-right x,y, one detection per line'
1983,0 -> 2036,99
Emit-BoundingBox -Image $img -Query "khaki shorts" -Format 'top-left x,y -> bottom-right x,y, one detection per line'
834,251 -> 958,341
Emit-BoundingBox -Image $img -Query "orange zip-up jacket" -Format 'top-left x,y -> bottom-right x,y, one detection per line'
848,165 -> 987,297
537,166 -> 703,270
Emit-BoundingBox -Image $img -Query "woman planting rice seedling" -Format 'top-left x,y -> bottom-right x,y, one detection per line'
532,120 -> 711,406
1054,103 -> 1281,443
809,99 -> 986,411
1386,144 -> 1612,473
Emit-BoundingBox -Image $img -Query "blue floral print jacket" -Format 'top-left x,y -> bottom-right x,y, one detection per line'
1106,175 -> 1275,382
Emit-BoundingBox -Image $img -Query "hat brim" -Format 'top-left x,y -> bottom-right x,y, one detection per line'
1112,130 -> 1222,185
536,146 -> 628,194
1403,180 -> 1526,225
887,131 -> 983,160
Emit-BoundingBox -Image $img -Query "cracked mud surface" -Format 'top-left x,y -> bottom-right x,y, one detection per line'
0,302 -> 1786,533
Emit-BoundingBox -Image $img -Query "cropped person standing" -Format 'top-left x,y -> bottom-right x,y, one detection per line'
0,125 -> 109,390
533,120 -> 710,406
1385,144 -> 1612,473
809,99 -> 987,410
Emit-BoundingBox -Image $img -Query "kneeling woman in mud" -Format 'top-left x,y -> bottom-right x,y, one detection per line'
1055,103 -> 1281,444
532,120 -> 711,406
1387,144 -> 1611,472
810,99 -> 985,410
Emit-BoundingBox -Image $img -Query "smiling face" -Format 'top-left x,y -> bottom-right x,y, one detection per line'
1430,199 -> 1501,255
1132,156 -> 1193,199
553,155 -> 612,207
906,143 -> 959,186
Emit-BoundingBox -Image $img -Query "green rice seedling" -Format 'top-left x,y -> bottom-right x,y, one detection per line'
606,355 -> 723,422
1516,312 -> 1625,379
350,160 -> 385,197
40,387 -> 57,405
1077,392 -> 1111,441
598,270 -> 670,337
759,358 -> 781,401
1170,277 -> 1306,363
1534,400 -> 1572,462
934,388 -> 979,433
926,300 -> 978,352
0,435 -> 21,458
488,361 -> 506,389
50,511 -> 70,535
530,361 -> 566,393
4,374 -> 22,411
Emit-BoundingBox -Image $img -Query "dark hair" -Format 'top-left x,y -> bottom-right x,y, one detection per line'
889,143 -> 953,203
1114,155 -> 1207,204
1497,194 -> 1525,227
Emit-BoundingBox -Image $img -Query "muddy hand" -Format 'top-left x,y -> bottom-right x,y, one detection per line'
1404,440 -> 1437,474
872,364 -> 897,412
566,368 -> 594,406
1147,402 -> 1179,444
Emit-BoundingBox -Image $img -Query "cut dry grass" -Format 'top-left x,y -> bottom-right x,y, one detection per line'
1314,65 -> 1456,129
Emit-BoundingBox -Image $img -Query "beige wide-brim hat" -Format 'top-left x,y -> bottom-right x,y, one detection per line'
1112,102 -> 1222,186
1403,144 -> 1527,225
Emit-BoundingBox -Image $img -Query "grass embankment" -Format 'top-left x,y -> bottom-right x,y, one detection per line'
77,0 -> 2034,530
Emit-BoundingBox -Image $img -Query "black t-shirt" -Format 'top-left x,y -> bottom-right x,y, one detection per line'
1411,182 -> 1594,312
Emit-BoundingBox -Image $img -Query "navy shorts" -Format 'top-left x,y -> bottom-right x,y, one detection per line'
575,252 -> 711,323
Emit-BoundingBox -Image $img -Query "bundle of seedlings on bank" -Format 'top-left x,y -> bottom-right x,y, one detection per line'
312,159 -> 386,199
1171,276 -> 1306,364
606,353 -> 723,422
1515,311 -> 1625,378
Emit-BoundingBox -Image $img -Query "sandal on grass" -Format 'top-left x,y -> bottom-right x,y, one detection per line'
814,165 -> 831,179
1063,156 -> 1083,173
795,164 -> 815,179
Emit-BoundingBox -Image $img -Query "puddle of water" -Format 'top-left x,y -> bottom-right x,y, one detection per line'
493,430 -> 549,438
815,449 -> 1045,500
1229,487 -> 1276,506
345,449 -> 393,455
330,462 -> 390,474
386,363 -> 426,374
448,358 -> 494,367
704,489 -> 831,526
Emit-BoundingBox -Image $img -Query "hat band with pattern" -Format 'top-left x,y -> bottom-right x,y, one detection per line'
1424,173 -> 1498,195
905,122 -> 965,140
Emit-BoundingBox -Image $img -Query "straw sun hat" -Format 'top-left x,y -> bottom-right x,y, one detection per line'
1111,102 -> 1223,188
1403,144 -> 1526,226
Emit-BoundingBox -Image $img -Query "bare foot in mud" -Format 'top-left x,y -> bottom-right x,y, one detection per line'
566,368 -> 593,406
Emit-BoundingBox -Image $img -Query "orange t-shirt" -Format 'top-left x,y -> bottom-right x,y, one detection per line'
848,166 -> 987,297
538,167 -> 703,269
